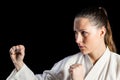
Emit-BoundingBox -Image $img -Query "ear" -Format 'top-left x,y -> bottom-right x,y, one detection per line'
100,26 -> 106,37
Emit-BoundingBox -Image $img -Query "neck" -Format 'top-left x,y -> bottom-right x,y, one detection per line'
88,44 -> 106,65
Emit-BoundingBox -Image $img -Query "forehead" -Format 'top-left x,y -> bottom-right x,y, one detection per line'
74,18 -> 94,31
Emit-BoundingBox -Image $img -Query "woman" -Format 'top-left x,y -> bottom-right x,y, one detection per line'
7,6 -> 120,80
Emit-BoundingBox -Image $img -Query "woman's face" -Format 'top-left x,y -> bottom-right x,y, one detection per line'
74,18 -> 104,54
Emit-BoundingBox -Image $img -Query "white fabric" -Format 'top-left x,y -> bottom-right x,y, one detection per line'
6,47 -> 120,80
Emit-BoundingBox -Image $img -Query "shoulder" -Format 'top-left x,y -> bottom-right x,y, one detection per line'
110,52 -> 120,67
109,52 -> 120,78
110,51 -> 120,60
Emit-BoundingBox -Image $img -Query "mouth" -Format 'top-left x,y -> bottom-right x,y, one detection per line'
78,45 -> 85,49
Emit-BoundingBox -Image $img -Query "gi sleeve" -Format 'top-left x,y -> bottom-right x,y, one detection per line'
6,64 -> 59,80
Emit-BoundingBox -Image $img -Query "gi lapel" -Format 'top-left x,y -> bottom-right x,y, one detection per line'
85,48 -> 110,80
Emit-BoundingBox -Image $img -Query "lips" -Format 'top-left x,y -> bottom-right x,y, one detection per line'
78,45 -> 84,49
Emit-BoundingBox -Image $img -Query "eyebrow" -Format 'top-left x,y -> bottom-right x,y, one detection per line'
74,28 -> 87,32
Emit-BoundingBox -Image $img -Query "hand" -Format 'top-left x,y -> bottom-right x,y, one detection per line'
69,64 -> 85,80
9,44 -> 25,71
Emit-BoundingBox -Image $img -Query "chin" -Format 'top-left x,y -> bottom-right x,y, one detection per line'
80,50 -> 89,55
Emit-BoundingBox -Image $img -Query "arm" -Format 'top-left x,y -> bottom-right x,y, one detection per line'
6,63 -> 39,80
6,45 -> 38,80
6,45 -> 57,80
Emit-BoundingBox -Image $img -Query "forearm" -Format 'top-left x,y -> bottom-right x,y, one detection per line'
13,61 -> 24,71
6,64 -> 38,80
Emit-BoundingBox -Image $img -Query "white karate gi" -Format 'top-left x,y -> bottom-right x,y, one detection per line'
6,47 -> 120,80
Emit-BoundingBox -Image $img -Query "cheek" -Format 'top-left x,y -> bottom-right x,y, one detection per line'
85,34 -> 100,48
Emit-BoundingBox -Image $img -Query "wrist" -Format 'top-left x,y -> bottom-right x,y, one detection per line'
14,61 -> 24,71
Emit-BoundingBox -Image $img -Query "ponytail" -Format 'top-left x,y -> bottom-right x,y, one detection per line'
99,7 -> 117,52
105,21 -> 117,52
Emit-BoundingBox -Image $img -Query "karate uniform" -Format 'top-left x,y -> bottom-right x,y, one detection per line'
6,47 -> 120,80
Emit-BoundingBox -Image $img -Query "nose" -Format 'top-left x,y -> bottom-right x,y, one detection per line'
75,33 -> 83,44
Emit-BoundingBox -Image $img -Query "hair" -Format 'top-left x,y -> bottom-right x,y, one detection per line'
74,6 -> 117,52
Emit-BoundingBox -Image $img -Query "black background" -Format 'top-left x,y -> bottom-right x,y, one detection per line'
1,1 -> 120,80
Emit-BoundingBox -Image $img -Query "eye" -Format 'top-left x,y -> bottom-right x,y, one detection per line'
81,31 -> 88,37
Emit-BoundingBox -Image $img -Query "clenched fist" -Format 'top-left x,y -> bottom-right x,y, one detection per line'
69,64 -> 85,80
9,45 -> 25,71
